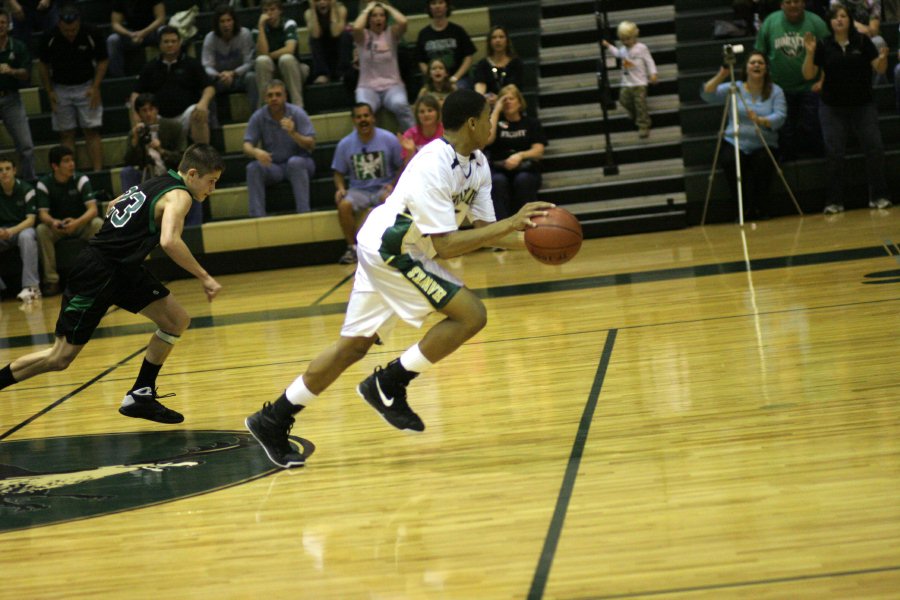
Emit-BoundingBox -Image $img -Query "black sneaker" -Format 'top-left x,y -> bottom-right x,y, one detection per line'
119,387 -> 184,424
245,402 -> 305,468
357,367 -> 425,432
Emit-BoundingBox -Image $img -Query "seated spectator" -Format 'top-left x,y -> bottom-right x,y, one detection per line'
485,84 -> 547,220
755,0 -> 829,161
203,4 -> 258,112
120,93 -> 204,226
0,157 -> 39,302
256,0 -> 307,107
417,57 -> 455,104
106,0 -> 166,78
37,4 -> 107,172
352,1 -> 414,131
0,9 -> 36,181
242,79 -> 316,217
131,26 -> 215,148
702,51 -> 787,221
416,0 -> 476,90
305,0 -> 348,84
332,102 -> 402,264
7,0 -> 58,48
474,26 -> 524,107
398,93 -> 443,169
34,145 -> 102,296
803,4 -> 891,213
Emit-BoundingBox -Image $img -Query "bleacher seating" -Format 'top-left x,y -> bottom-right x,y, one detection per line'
0,1 -> 541,275
674,0 -> 900,223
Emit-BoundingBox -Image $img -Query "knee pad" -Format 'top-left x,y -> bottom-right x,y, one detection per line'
155,329 -> 180,345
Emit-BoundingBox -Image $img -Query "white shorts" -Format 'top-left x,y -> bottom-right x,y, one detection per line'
51,82 -> 103,131
340,244 -> 463,339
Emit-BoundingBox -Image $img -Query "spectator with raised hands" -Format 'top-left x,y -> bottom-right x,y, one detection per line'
802,4 -> 892,214
474,26 -> 524,107
305,0 -> 348,85
702,51 -> 787,221
352,1 -> 414,131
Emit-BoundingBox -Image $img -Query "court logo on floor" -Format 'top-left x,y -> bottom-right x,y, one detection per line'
0,430 -> 314,532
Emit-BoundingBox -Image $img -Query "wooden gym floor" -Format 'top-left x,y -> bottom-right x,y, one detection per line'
1,210 -> 899,599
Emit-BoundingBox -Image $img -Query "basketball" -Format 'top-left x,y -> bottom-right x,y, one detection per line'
524,207 -> 583,265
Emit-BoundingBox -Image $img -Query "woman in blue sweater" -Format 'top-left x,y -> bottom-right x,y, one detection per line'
702,50 -> 787,221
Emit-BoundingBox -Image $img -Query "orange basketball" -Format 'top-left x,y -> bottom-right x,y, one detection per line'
524,207 -> 583,265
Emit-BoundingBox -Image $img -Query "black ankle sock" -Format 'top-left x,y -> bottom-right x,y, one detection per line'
273,393 -> 303,419
132,359 -> 162,392
384,358 -> 418,385
0,364 -> 17,390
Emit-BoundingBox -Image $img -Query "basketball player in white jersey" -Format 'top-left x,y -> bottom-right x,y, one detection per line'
245,89 -> 554,468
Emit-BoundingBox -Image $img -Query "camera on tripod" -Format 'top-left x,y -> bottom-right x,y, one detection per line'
722,43 -> 744,66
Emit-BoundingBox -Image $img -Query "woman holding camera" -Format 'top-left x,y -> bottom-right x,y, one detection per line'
802,4 -> 891,214
485,83 -> 547,219
701,50 -> 786,221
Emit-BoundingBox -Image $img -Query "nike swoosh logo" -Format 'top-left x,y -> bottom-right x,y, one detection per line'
375,377 -> 394,407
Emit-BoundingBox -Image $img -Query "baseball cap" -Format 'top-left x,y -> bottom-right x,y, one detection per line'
58,5 -> 80,23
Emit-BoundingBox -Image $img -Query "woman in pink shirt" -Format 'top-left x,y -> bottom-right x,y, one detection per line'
352,1 -> 414,130
398,93 -> 444,169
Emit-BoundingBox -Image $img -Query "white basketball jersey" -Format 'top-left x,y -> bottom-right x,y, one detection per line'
356,138 -> 495,259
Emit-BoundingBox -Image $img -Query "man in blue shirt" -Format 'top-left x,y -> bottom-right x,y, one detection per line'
331,102 -> 403,264
242,79 -> 316,217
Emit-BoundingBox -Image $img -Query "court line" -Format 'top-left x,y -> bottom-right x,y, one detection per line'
311,273 -> 355,305
528,329 -> 617,600
0,345 -> 148,441
580,564 -> 900,599
0,244 -> 889,350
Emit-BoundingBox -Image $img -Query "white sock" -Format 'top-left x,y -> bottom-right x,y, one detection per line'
286,375 -> 317,406
399,343 -> 433,374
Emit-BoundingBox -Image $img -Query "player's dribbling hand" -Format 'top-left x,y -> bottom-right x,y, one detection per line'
510,201 -> 555,231
203,276 -> 222,301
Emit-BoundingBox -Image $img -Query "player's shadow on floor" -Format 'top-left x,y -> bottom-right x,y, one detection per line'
862,269 -> 900,285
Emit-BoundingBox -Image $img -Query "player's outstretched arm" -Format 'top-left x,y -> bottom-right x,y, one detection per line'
159,190 -> 222,301
431,201 -> 554,258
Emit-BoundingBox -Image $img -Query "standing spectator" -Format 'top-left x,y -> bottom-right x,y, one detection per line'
37,4 -> 107,172
702,51 -> 787,221
255,0 -> 307,108
399,93 -> 443,169
202,4 -> 258,111
105,0 -> 165,78
803,4 -> 891,213
352,1 -> 414,131
485,84 -> 547,220
474,26 -> 524,107
242,79 -> 316,217
34,145 -> 102,296
131,26 -> 215,148
833,0 -> 884,40
0,157 -> 39,302
332,102 -> 403,264
305,0 -> 348,84
417,57 -> 455,104
0,9 -> 36,181
6,0 -> 57,48
120,93 -> 204,226
755,0 -> 829,160
602,20 -> 658,138
416,0 -> 476,90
